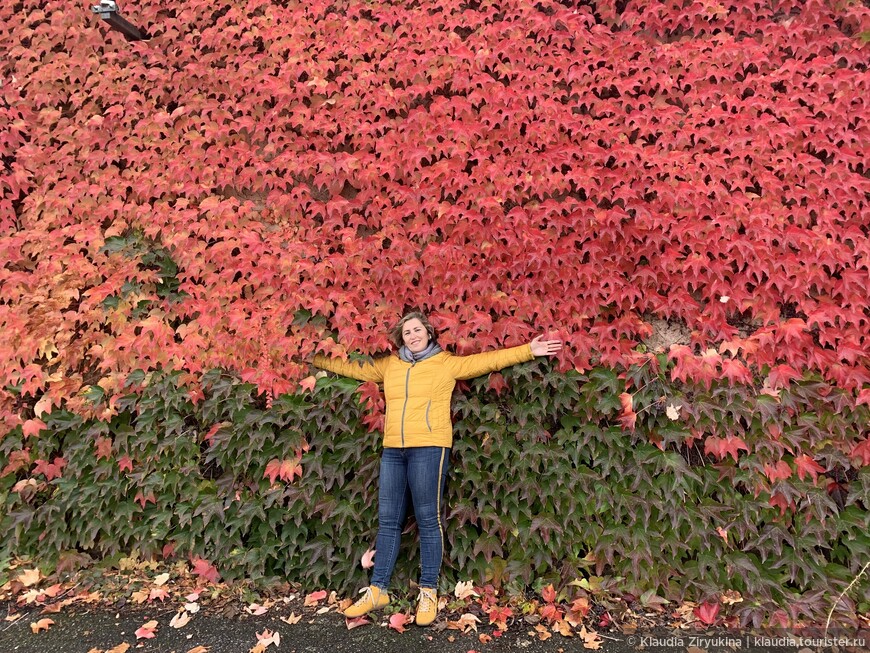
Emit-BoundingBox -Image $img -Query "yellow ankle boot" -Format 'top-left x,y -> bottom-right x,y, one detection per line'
344,586 -> 390,618
415,587 -> 438,626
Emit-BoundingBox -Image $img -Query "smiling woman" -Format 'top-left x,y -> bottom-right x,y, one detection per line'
311,310 -> 562,626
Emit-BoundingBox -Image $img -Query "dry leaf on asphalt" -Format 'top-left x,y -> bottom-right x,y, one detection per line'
579,625 -> 602,650
534,624 -> 551,641
170,611 -> 192,628
280,612 -> 302,625
106,643 -> 131,653
456,613 -> 481,633
246,603 -> 268,615
554,620 -> 574,637
345,616 -> 369,630
255,628 -> 280,648
153,573 -> 170,586
388,612 -> 410,633
30,618 -> 54,633
135,619 -> 159,639
186,647 -> 208,653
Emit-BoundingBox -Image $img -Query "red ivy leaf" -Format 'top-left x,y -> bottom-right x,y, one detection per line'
704,435 -> 749,462
191,557 -> 220,584
794,454 -> 826,483
22,418 -> 46,439
694,601 -> 720,625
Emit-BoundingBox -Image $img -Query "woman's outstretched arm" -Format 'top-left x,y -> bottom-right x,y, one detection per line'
312,353 -> 390,383
444,335 -> 563,380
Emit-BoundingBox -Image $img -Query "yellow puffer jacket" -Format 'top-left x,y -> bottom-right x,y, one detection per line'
313,344 -> 535,448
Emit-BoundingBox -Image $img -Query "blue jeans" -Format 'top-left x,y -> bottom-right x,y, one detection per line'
370,447 -> 450,590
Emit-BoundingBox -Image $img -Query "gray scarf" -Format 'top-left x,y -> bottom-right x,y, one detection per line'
398,342 -> 443,364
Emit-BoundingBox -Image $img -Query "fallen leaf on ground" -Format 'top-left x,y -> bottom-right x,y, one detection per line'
579,626 -> 602,650
687,646 -> 707,653
280,612 -> 301,625
456,613 -> 481,633
316,606 -> 331,614
186,647 -> 208,653
246,603 -> 268,616
130,589 -> 149,604
345,616 -> 369,630
389,612 -> 410,633
17,569 -> 42,587
30,618 -> 54,633
149,587 -> 170,602
107,643 -> 131,653
170,611 -> 191,628
361,548 -> 376,569
184,602 -> 200,613
554,620 -> 573,637
304,589 -> 328,606
185,591 -> 201,602
135,619 -> 158,639
479,633 -> 492,644
256,628 -> 280,648
5,613 -> 22,622
454,580 -> 479,600
694,601 -> 720,625
534,624 -> 551,641
153,573 -> 170,586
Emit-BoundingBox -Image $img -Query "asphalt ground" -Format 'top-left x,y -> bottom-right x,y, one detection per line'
2,601 -> 866,653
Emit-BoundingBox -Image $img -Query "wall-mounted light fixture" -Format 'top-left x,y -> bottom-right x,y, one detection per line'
90,1 -> 147,41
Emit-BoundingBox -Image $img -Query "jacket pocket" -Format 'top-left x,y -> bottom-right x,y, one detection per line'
425,401 -> 432,432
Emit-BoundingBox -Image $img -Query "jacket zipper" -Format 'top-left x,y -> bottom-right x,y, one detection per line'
425,400 -> 432,432
400,361 -> 414,447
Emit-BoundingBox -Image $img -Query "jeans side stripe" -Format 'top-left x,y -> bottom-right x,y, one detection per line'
436,448 -> 446,555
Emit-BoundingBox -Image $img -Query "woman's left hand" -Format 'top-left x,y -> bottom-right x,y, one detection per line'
530,335 -> 563,357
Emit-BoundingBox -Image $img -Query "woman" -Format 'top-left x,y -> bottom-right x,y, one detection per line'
312,311 -> 562,626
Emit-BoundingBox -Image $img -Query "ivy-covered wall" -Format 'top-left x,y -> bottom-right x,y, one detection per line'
2,358 -> 867,625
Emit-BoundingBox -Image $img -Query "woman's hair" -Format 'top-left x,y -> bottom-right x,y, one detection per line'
389,311 -> 438,349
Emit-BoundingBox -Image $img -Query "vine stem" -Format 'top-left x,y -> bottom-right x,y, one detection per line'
824,560 -> 869,637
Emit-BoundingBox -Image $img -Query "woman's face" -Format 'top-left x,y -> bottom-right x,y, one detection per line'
402,318 -> 429,353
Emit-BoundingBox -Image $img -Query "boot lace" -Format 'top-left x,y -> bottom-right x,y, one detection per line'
355,586 -> 376,607
418,588 -> 436,611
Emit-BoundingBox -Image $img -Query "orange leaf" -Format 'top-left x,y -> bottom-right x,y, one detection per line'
30,618 -> 54,633
304,590 -> 328,606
